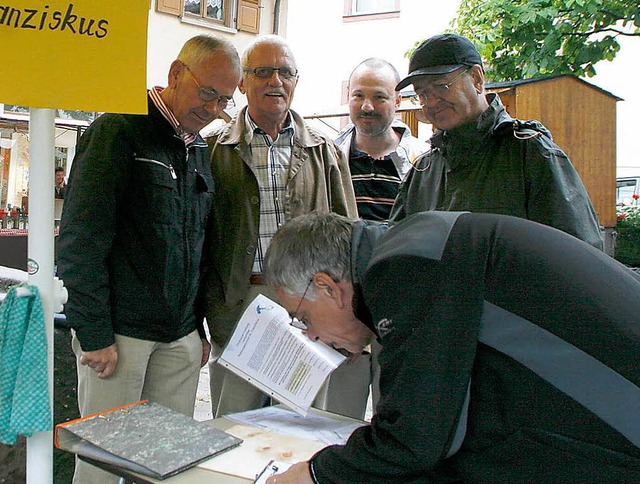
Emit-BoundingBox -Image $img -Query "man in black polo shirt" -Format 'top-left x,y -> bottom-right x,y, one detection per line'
336,57 -> 425,222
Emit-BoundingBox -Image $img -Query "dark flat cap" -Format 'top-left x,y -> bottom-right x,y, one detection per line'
397,33 -> 483,90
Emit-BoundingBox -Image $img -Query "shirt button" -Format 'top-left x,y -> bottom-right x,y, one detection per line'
250,196 -> 259,204
246,246 -> 255,255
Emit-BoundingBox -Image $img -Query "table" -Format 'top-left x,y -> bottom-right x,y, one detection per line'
81,406 -> 365,483
0,229 -> 28,271
0,228 -> 59,272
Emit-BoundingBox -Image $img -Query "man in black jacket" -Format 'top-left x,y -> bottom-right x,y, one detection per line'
262,212 -> 640,483
57,35 -> 241,484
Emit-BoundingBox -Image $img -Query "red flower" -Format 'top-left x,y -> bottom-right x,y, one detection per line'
619,213 -> 628,219
633,194 -> 640,200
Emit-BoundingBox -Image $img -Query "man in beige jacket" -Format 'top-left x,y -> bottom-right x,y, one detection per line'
198,35 -> 371,420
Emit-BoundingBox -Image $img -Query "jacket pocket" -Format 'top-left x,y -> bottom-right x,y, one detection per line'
134,157 -> 178,225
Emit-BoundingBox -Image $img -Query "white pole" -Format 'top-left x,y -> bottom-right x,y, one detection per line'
26,107 -> 55,484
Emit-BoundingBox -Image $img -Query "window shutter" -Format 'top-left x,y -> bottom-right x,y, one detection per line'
237,0 -> 261,33
156,0 -> 182,16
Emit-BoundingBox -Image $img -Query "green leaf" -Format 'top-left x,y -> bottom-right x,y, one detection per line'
445,0 -> 637,81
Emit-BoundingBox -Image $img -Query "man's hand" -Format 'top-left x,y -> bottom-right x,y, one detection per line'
79,344 -> 118,379
201,338 -> 212,367
266,462 -> 314,484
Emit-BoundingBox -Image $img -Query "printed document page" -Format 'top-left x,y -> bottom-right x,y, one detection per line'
226,406 -> 367,445
218,294 -> 346,415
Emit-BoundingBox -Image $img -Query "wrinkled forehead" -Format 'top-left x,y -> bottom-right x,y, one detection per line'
248,43 -> 296,68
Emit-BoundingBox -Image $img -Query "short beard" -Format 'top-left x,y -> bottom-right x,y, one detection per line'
356,115 -> 393,138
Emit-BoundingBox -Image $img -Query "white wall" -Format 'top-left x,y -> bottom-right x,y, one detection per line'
286,1 -> 458,115
145,1 -> 287,132
588,36 -> 640,177
147,4 -> 284,88
284,1 -> 639,175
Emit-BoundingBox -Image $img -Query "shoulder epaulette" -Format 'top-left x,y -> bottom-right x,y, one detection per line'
512,119 -> 545,140
494,119 -> 550,140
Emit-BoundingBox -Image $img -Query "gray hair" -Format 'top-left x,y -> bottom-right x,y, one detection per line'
241,34 -> 297,71
177,34 -> 241,70
264,212 -> 354,298
349,57 -> 401,88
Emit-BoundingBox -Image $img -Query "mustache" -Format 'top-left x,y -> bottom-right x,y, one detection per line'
356,111 -> 381,118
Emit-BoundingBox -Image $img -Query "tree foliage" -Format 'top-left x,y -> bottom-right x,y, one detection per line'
450,0 -> 639,82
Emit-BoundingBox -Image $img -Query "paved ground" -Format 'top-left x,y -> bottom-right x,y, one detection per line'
194,364 -> 213,422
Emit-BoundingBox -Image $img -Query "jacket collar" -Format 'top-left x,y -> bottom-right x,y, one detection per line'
336,119 -> 418,179
431,92 -> 513,151
216,106 -> 326,148
335,118 -> 414,147
350,212 -> 466,336
146,93 -> 207,147
350,220 -> 388,335
430,93 -> 515,172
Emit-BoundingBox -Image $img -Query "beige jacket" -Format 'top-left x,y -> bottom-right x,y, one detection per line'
198,107 -> 357,346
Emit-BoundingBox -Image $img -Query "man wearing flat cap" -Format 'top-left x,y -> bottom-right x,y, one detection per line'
390,33 -> 603,250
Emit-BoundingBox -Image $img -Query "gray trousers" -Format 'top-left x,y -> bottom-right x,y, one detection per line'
71,330 -> 202,484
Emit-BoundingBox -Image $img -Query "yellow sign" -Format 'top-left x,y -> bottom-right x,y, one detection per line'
0,1 -> 149,114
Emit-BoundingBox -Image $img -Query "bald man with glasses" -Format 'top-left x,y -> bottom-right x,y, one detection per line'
197,34 -> 365,419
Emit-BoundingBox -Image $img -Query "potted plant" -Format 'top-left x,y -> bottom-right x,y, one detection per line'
615,194 -> 640,267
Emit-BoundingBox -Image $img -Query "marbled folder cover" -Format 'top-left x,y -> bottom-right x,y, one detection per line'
55,400 -> 242,479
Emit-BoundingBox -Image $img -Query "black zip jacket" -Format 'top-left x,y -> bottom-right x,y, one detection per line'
58,96 -> 214,351
312,212 -> 640,483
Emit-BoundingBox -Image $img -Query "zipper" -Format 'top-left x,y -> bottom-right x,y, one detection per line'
181,146 -> 190,315
136,157 -> 177,180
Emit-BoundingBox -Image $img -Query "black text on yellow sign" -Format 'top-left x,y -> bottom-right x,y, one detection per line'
1,3 -> 109,38
0,0 -> 149,113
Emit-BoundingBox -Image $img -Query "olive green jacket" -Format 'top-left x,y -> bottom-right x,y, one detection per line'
391,93 -> 603,250
198,107 -> 357,346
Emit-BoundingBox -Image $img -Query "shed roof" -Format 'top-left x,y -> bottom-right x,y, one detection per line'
486,74 -> 623,101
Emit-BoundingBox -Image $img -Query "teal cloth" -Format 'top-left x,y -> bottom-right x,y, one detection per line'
0,284 -> 51,445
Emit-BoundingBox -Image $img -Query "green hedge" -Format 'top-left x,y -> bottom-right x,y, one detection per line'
614,227 -> 640,267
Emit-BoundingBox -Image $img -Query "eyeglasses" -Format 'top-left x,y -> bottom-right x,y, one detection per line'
182,63 -> 234,108
410,67 -> 470,105
243,66 -> 299,79
289,279 -> 313,331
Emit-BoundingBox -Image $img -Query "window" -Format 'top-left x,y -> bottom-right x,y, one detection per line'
352,0 -> 396,14
55,147 -> 69,172
184,0 -> 228,25
617,178 -> 640,206
344,0 -> 400,21
156,0 -> 261,34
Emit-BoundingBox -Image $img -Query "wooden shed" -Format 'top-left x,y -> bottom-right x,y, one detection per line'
486,75 -> 622,231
